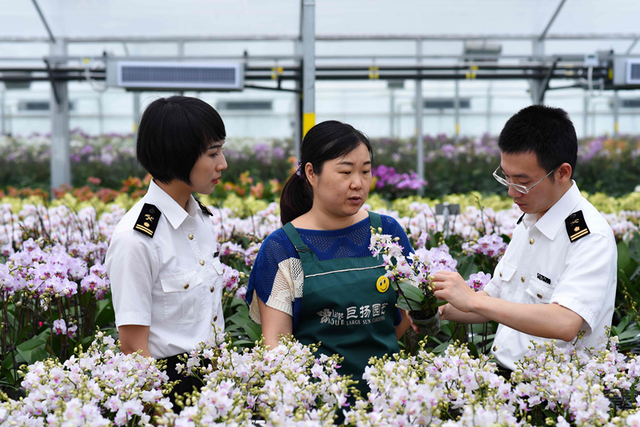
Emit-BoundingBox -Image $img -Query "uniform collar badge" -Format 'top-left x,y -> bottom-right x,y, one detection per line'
195,197 -> 213,216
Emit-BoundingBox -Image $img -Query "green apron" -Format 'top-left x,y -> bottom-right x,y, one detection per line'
282,212 -> 399,395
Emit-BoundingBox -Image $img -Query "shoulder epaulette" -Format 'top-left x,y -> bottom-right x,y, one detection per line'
195,197 -> 213,216
133,203 -> 162,237
134,204 -> 161,237
517,213 -> 525,225
565,210 -> 590,243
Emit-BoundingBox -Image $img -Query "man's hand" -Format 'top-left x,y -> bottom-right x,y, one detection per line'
432,270 -> 478,313
434,271 -> 584,341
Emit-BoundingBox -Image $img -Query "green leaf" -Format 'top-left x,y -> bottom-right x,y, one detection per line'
0,367 -> 16,385
94,298 -> 115,328
618,241 -> 638,278
617,329 -> 640,341
629,235 -> 640,264
456,255 -> 480,280
630,264 -> 640,284
432,341 -> 450,354
397,298 -> 420,312
397,281 -> 424,303
619,268 -> 640,302
17,337 -> 47,352
242,320 -> 262,343
618,240 -> 631,270
617,313 -> 632,332
468,342 -> 479,359
30,347 -> 49,364
16,338 -> 47,364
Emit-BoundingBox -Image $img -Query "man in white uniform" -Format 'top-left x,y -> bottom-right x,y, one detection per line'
433,105 -> 617,373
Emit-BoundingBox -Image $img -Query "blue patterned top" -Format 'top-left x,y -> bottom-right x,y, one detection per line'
246,214 -> 414,331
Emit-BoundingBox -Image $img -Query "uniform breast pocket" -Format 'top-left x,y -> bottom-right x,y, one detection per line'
160,269 -> 205,324
496,262 -> 517,298
212,254 -> 225,276
525,274 -> 556,304
499,262 -> 517,283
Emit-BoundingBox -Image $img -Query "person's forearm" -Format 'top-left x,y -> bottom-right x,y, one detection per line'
258,298 -> 293,349
118,325 -> 153,358
121,343 -> 152,358
471,295 -> 583,341
440,303 -> 490,324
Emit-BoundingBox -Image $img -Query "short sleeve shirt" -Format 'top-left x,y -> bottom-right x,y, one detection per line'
245,214 -> 414,331
105,180 -> 225,359
483,182 -> 617,370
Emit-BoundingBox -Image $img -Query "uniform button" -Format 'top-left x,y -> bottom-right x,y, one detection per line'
529,238 -> 535,245
184,283 -> 189,289
199,259 -> 205,266
493,346 -> 498,351
537,293 -> 543,299
188,234 -> 194,240
521,276 -> 525,282
499,272 -> 502,277
214,316 -> 218,322
210,286 -> 214,293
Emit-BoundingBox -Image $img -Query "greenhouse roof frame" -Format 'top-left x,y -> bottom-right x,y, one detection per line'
4,0 -> 640,196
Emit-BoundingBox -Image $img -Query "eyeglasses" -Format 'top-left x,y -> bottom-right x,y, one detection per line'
492,166 -> 557,194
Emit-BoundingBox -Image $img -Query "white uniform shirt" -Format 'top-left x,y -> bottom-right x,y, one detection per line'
105,180 -> 225,359
483,182 -> 616,370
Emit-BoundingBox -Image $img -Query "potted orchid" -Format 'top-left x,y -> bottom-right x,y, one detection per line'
369,227 -> 458,336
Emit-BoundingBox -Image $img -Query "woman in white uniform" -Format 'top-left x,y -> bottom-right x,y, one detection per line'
105,96 -> 227,402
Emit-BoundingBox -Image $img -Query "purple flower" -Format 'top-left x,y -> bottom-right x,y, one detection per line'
467,272 -> 492,291
1,244 -> 14,257
222,264 -> 240,291
273,146 -> 285,160
254,143 -> 271,165
0,264 -> 16,294
236,285 -> 247,300
53,319 -> 67,335
465,234 -> 507,258
440,144 -> 456,159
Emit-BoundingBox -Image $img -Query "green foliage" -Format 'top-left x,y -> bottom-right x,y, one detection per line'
4,133 -> 640,199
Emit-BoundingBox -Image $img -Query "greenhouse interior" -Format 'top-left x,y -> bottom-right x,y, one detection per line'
3,1 -> 640,425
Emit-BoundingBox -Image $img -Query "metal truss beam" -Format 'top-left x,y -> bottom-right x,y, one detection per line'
30,0 -> 56,43
3,33 -> 640,44
539,0 -> 568,42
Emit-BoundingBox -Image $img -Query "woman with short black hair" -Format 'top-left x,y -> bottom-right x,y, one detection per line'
105,95 -> 227,402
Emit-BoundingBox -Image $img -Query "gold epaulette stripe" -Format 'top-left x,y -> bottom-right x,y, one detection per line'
570,229 -> 589,241
135,224 -> 153,235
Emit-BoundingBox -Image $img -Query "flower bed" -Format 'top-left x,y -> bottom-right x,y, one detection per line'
2,332 -> 640,426
1,192 -> 640,425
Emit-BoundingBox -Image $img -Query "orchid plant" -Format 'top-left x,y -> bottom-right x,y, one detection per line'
369,227 -> 459,334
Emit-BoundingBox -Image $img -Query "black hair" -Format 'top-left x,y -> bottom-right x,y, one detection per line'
136,96 -> 226,185
498,104 -> 577,179
280,120 -> 372,225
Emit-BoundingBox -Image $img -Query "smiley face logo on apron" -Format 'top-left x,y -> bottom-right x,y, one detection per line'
376,275 -> 390,293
